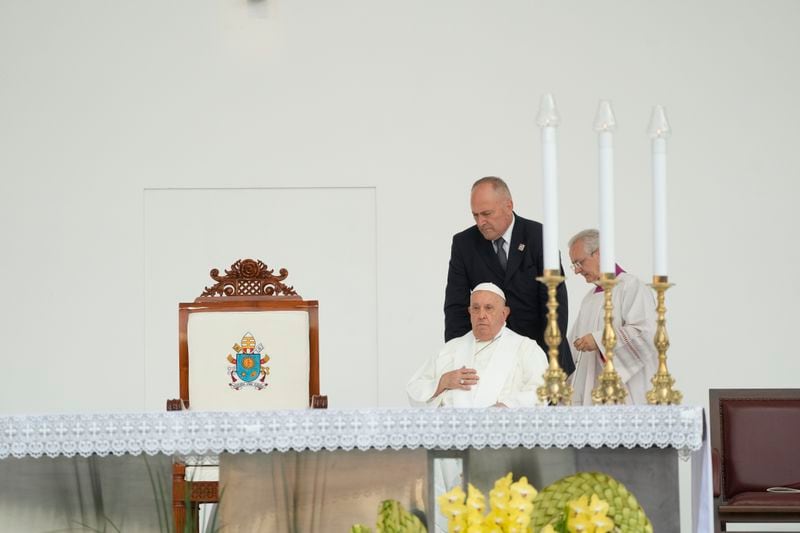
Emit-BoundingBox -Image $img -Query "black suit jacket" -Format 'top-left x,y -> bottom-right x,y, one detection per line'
444,214 -> 574,374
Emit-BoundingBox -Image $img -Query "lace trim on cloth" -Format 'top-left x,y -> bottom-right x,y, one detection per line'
0,406 -> 703,459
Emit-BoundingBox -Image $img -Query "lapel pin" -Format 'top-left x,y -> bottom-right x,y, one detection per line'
518,244 -> 525,252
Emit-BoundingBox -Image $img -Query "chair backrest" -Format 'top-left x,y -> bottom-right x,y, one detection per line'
178,259 -> 319,411
709,388 -> 800,498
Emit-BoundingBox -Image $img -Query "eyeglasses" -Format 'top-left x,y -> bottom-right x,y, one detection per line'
570,251 -> 596,272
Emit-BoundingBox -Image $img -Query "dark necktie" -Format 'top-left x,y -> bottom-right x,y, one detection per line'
494,237 -> 507,270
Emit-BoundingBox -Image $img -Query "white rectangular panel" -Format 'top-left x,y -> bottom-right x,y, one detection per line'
144,187 -> 376,409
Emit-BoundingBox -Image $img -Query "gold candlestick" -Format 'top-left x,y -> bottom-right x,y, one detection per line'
536,269 -> 573,405
591,272 -> 628,405
646,275 -> 682,405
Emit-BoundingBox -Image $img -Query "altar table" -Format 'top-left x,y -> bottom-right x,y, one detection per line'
0,406 -> 708,532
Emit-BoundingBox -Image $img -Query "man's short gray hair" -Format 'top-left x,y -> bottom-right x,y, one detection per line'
568,229 -> 600,254
472,176 -> 512,200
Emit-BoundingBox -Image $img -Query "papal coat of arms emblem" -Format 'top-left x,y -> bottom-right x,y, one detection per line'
226,332 -> 270,390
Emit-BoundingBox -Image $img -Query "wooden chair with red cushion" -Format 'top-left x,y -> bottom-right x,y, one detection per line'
710,388 -> 800,532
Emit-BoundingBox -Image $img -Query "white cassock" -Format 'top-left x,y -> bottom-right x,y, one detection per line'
407,326 -> 547,408
568,272 -> 659,405
407,326 -> 547,532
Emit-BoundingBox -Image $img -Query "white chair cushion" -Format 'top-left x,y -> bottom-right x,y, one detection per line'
187,310 -> 311,411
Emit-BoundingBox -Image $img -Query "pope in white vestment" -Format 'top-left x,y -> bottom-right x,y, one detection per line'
407,282 -> 547,532
567,230 -> 659,405
407,282 -> 547,408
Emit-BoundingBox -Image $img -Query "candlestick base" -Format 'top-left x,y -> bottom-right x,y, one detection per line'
591,367 -> 628,405
536,269 -> 572,405
646,276 -> 682,405
591,273 -> 628,405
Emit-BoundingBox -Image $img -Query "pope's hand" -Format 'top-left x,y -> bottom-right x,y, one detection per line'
434,366 -> 479,397
573,334 -> 598,352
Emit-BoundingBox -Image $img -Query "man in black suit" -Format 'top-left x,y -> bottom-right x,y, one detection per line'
444,176 -> 573,374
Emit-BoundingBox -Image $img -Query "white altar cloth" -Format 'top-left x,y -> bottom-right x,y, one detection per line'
0,405 -> 703,459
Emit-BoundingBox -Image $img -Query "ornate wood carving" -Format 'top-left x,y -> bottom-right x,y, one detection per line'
311,394 -> 328,409
165,398 -> 183,411
200,259 -> 299,298
190,481 -> 220,503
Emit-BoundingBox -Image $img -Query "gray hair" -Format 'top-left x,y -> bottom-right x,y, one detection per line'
471,176 -> 512,200
568,229 -> 599,254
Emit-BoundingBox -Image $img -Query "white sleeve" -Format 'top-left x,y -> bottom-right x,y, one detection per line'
406,346 -> 455,407
497,340 -> 547,407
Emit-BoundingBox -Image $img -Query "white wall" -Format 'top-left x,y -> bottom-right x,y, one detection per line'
1,1 -> 799,525
2,0 -> 798,396
3,0 -> 799,408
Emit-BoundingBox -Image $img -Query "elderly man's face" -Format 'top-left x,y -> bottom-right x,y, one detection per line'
569,240 -> 601,284
470,183 -> 514,241
469,290 -> 509,341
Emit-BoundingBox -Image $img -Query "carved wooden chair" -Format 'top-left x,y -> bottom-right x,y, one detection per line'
168,259 -> 325,533
710,388 -> 800,532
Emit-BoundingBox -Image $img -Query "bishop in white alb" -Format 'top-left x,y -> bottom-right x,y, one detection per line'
567,229 -> 658,405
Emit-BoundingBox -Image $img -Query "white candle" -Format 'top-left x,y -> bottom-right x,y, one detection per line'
536,93 -> 560,271
648,105 -> 671,277
594,100 -> 616,273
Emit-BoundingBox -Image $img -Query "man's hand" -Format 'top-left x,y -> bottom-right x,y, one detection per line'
433,366 -> 479,398
573,334 -> 598,352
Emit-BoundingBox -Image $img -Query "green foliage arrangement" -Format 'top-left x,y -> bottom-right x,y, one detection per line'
351,499 -> 427,533
530,472 -> 652,533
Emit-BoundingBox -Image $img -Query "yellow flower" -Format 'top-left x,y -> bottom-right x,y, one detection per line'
540,525 -> 557,533
441,502 -> 467,522
510,475 -> 538,502
590,513 -> 614,533
496,472 -> 513,488
489,485 -> 509,501
437,472 -> 545,533
588,494 -> 610,517
488,494 -> 509,513
567,513 -> 593,532
467,483 -> 485,498
466,508 -> 484,527
568,494 -> 590,517
480,523 -> 503,533
483,509 -> 507,527
509,496 -> 533,516
509,510 -> 531,527
438,485 -> 466,508
447,519 -> 467,533
489,472 -> 513,498
466,500 -> 485,515
466,484 -> 486,514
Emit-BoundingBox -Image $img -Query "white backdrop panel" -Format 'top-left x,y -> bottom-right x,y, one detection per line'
144,187 -> 377,410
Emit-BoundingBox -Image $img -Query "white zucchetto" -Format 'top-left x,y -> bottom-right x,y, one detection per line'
471,282 -> 506,302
